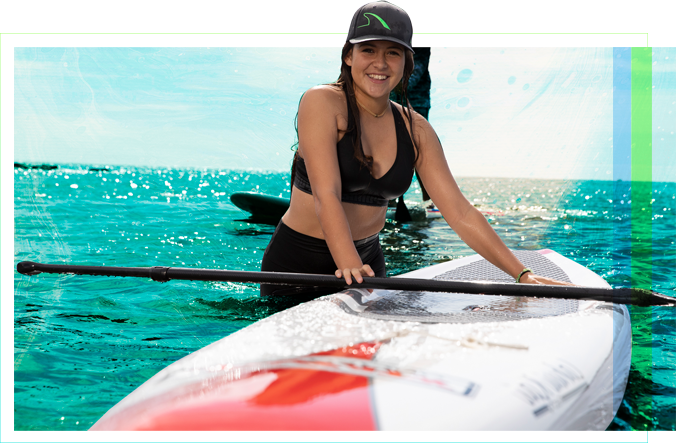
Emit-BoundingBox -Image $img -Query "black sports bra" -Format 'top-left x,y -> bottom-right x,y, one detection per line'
293,98 -> 416,207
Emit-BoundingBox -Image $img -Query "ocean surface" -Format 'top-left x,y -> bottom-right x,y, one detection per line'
13,164 -> 675,431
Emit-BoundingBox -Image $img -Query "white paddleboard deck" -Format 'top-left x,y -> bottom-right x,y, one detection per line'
91,249 -> 631,431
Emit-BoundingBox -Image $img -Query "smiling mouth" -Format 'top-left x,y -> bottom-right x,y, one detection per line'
367,74 -> 388,80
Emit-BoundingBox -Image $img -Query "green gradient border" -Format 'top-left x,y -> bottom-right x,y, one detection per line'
0,32 -> 14,436
630,47 -> 653,429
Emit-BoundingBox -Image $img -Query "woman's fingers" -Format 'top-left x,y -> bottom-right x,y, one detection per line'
336,265 -> 375,285
347,268 -> 364,284
336,268 -> 353,285
535,276 -> 575,286
344,268 -> 353,285
351,265 -> 376,284
353,268 -> 369,284
521,273 -> 575,286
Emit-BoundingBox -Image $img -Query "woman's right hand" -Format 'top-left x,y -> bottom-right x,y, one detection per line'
335,264 -> 375,285
520,272 -> 575,286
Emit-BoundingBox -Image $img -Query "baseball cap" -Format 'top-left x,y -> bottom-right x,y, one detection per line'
346,1 -> 414,53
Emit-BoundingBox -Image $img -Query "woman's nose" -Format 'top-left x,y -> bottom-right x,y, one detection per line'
373,51 -> 387,68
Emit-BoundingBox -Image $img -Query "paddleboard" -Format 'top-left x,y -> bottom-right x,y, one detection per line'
230,192 -> 290,223
90,249 -> 631,431
231,191 -> 399,223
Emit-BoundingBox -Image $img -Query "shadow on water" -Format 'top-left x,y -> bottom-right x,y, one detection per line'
231,225 -> 277,236
195,291 -> 324,321
233,216 -> 281,226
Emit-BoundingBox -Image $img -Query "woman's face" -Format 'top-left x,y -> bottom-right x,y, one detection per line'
345,40 -> 406,100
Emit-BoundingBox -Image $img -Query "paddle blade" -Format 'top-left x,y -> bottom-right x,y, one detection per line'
617,287 -> 676,307
394,196 -> 412,222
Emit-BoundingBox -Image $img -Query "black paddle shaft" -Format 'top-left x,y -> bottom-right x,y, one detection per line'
16,261 -> 675,307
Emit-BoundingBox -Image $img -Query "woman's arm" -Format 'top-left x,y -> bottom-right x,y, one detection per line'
297,87 -> 375,284
413,114 -> 570,285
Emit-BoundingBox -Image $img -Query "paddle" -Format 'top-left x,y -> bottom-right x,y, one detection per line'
16,261 -> 674,307
394,196 -> 412,222
393,172 -> 427,222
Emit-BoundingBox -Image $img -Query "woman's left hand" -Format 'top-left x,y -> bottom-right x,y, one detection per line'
519,272 -> 575,286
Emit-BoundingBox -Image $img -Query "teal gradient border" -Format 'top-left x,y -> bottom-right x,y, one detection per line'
0,32 -> 14,438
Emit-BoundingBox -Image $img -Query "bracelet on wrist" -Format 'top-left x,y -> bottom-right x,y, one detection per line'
516,268 -> 532,283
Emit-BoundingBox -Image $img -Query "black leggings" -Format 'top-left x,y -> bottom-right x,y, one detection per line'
260,221 -> 386,297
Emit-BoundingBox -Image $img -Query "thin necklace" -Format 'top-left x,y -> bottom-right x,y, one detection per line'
356,99 -> 388,118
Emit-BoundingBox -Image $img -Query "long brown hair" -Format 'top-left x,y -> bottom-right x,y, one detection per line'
290,42 -> 418,193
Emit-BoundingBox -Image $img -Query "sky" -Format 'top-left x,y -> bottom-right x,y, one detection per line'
4,1 -> 676,182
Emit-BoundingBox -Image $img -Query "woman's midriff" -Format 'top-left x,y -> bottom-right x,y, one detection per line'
281,185 -> 387,241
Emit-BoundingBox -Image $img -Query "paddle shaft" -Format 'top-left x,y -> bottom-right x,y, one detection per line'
16,261 -> 674,307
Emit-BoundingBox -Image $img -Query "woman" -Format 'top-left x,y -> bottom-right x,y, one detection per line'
261,1 -> 567,296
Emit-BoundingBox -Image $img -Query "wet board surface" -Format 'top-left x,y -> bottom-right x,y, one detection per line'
91,249 -> 631,431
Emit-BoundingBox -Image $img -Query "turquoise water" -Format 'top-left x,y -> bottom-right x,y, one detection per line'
13,165 -> 675,431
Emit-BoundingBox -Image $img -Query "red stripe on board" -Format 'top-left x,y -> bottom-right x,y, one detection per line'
125,342 -> 382,431
135,375 -> 376,431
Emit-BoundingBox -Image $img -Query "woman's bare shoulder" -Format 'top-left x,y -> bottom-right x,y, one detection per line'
300,85 -> 348,131
391,102 -> 435,140
301,84 -> 346,108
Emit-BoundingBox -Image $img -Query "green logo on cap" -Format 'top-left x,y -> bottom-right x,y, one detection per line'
358,13 -> 390,30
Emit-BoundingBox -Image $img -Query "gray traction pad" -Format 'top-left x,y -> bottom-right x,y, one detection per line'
335,250 -> 580,324
434,250 -> 572,284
